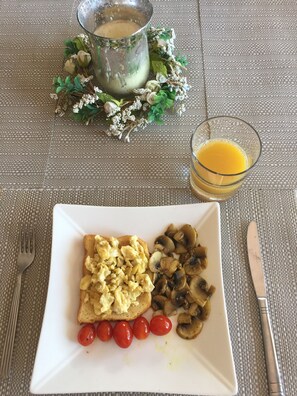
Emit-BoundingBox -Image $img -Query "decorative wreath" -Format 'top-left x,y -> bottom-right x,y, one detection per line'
51,27 -> 190,142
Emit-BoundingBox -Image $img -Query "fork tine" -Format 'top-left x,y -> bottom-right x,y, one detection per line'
30,230 -> 35,254
19,230 -> 24,253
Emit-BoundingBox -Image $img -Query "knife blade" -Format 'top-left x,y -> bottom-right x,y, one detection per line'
247,221 -> 285,396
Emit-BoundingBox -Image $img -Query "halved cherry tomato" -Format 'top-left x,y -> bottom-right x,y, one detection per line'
113,321 -> 133,348
150,315 -> 172,336
77,324 -> 96,346
97,320 -> 113,342
133,316 -> 150,340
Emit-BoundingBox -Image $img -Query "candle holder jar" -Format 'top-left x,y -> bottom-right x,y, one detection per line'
77,0 -> 153,97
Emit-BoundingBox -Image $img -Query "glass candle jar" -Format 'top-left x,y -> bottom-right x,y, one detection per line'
77,0 -> 153,97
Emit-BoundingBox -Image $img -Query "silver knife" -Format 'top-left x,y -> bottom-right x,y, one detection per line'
247,221 -> 285,396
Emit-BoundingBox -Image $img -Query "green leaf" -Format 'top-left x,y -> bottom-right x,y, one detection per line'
56,86 -> 64,94
97,92 -> 122,106
159,29 -> 172,41
74,76 -> 84,91
64,39 -> 78,57
151,60 -> 167,76
73,37 -> 88,53
175,55 -> 188,67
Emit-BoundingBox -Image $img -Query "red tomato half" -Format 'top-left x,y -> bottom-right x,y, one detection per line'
113,321 -> 133,348
150,315 -> 172,336
133,316 -> 150,340
97,320 -> 113,342
77,324 -> 96,346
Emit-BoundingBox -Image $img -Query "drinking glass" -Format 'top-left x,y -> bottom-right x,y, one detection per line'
190,116 -> 262,201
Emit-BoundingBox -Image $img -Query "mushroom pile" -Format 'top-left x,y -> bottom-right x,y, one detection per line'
149,224 -> 215,340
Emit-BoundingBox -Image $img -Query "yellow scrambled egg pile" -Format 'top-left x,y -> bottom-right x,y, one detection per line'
80,235 -> 154,315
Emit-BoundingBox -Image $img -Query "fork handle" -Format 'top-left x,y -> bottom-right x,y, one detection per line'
0,273 -> 22,378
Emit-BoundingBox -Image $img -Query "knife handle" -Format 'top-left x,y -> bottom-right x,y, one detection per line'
258,298 -> 285,396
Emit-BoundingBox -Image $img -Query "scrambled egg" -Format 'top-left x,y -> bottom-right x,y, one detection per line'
80,235 -> 154,315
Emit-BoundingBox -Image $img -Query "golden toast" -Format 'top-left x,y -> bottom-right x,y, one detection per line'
78,234 -> 153,324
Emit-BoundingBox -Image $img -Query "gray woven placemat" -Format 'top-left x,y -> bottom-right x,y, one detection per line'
1,0 -> 296,190
0,188 -> 296,396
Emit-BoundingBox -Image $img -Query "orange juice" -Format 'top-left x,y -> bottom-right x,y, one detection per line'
197,139 -> 248,175
191,139 -> 249,197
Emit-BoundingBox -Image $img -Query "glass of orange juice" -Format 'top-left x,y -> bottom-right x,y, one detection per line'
190,116 -> 262,201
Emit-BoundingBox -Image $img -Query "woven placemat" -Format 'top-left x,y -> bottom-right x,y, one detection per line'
0,188 -> 296,396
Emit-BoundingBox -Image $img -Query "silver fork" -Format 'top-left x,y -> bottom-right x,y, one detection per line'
0,229 -> 35,378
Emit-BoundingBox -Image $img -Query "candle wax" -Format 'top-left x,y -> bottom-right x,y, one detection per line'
94,20 -> 141,39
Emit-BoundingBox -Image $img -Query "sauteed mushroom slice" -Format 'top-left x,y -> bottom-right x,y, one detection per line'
152,295 -> 167,311
149,251 -> 163,272
174,243 -> 187,254
198,299 -> 211,321
163,299 -> 177,316
193,245 -> 207,258
184,256 -> 203,276
173,230 -> 184,244
160,257 -> 179,277
154,235 -> 175,254
176,317 -> 203,340
188,302 -> 199,316
173,269 -> 187,290
171,288 -> 188,307
177,312 -> 192,324
184,248 -> 207,275
179,251 -> 191,264
153,276 -> 168,295
165,224 -> 179,239
189,276 -> 211,307
180,224 -> 197,249
173,224 -> 197,249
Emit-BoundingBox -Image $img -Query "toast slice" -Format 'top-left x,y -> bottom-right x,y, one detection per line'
78,234 -> 153,324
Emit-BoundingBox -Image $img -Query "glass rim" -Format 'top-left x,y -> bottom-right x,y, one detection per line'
76,0 -> 153,41
190,115 -> 262,178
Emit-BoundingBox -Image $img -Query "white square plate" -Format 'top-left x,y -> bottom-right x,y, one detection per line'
30,203 -> 237,395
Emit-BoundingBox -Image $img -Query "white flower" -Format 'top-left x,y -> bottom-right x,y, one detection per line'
177,104 -> 186,116
145,80 -> 161,92
133,88 -> 147,95
64,59 -> 76,74
142,103 -> 150,111
94,86 -> 102,93
77,50 -> 92,67
104,101 -> 120,116
129,97 -> 142,111
146,92 -> 157,105
50,93 -> 58,100
156,72 -> 167,84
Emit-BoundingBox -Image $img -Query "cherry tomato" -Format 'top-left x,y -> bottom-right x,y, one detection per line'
77,324 -> 96,346
133,316 -> 150,340
150,315 -> 172,336
113,321 -> 133,348
97,320 -> 113,342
